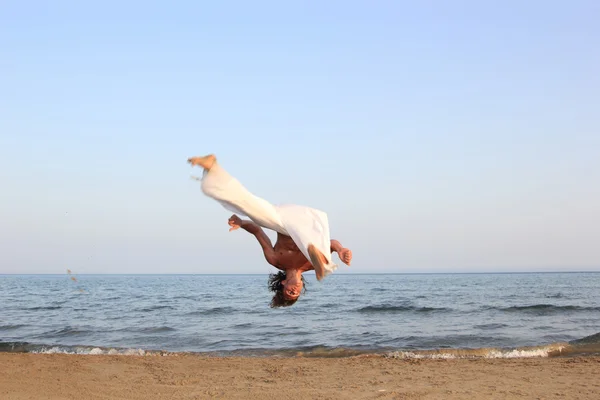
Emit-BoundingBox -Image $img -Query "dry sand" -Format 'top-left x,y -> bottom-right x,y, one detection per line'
1,353 -> 599,399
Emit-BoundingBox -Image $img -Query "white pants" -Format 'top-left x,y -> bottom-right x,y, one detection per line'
199,162 -> 337,276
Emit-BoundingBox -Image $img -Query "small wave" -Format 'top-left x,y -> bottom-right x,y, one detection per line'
286,346 -> 376,358
473,323 -> 509,330
357,304 -> 450,313
570,331 -> 600,346
136,326 -> 176,333
25,306 -> 62,311
173,295 -> 199,300
0,342 -> 30,352
32,346 -> 163,356
0,341 -> 170,356
0,324 -> 26,331
186,306 -> 235,316
533,325 -> 555,331
387,343 -> 568,360
46,327 -> 92,337
319,303 -> 342,309
565,332 -> 600,356
136,305 -> 174,312
209,345 -> 379,358
492,304 -> 600,314
232,323 -> 253,328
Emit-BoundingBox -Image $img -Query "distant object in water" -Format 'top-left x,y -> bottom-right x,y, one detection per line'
66,269 -> 85,293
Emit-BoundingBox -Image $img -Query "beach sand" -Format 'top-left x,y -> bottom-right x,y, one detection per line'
1,353 -> 599,399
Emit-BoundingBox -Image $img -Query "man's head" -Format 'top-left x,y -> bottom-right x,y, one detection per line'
267,271 -> 306,308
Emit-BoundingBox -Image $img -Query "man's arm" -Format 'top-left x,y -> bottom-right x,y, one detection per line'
230,215 -> 279,267
330,239 -> 352,266
330,239 -> 344,254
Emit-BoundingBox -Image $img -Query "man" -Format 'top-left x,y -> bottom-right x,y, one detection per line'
188,154 -> 352,307
227,214 -> 352,307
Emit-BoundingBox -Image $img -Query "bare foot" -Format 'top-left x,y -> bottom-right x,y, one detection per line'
187,154 -> 216,170
308,244 -> 329,281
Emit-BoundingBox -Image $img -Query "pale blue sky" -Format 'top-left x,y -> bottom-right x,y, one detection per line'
1,1 -> 598,274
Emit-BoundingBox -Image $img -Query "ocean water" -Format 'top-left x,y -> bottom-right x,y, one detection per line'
1,273 -> 599,358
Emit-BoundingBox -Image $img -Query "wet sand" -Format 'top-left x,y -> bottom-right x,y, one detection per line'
1,353 -> 599,399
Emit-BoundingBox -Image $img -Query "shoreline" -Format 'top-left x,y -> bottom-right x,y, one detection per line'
2,353 -> 599,399
3,339 -> 599,359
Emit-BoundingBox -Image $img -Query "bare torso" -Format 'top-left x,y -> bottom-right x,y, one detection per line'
273,233 -> 313,272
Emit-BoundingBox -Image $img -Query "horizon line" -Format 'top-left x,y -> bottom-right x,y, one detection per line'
1,271 -> 599,276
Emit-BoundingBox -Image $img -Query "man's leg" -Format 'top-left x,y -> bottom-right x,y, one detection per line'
308,244 -> 329,281
189,154 -> 338,280
275,204 -> 338,281
188,154 -> 286,234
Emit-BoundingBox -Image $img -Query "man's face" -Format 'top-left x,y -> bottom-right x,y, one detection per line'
282,280 -> 303,300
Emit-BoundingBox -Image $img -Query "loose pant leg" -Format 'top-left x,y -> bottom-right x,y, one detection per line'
199,162 -> 337,276
200,162 -> 286,234
275,204 -> 337,277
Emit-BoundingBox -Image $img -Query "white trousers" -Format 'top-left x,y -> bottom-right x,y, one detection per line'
199,162 -> 337,277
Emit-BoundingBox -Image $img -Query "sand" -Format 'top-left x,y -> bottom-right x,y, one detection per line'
1,353 -> 599,399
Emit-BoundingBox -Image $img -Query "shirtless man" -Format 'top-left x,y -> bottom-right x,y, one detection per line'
188,153 -> 352,307
227,214 -> 352,307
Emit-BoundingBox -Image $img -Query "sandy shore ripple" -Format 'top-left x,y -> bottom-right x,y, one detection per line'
1,353 -> 599,399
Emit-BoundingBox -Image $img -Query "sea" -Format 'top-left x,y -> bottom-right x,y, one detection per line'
1,272 -> 599,359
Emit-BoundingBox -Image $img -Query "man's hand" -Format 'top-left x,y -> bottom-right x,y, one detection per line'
228,214 -> 244,232
338,248 -> 352,266
229,214 -> 261,234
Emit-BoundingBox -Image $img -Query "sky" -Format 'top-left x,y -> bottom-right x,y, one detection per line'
1,1 -> 598,274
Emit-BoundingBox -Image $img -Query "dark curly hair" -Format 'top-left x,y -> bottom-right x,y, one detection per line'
267,271 -> 307,308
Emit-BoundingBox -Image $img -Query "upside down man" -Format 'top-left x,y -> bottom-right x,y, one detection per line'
188,154 -> 352,307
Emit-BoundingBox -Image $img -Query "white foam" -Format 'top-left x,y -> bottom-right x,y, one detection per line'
389,351 -> 457,359
484,346 -> 565,359
30,346 -> 149,356
388,345 -> 566,360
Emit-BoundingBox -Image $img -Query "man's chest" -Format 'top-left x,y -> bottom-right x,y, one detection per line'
273,237 -> 310,269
